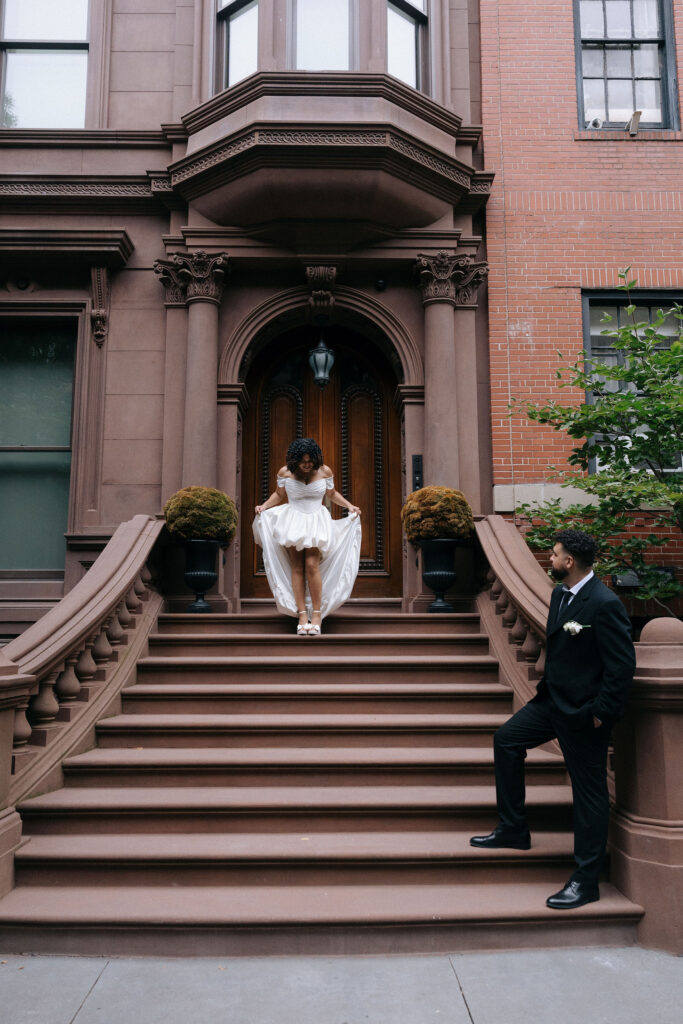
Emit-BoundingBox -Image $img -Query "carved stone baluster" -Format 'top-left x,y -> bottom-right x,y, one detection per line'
495,589 -> 508,615
117,599 -> 133,629
126,586 -> 142,615
29,670 -> 61,725
107,610 -> 125,645
510,612 -> 528,645
502,601 -> 517,629
133,573 -> 148,602
521,628 -> 542,662
55,654 -> 81,704
13,701 -> 32,747
92,620 -> 113,664
75,637 -> 98,684
490,577 -> 503,601
140,564 -> 152,587
535,644 -> 546,677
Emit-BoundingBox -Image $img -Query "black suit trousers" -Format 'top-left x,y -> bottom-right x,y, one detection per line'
493,693 -> 611,887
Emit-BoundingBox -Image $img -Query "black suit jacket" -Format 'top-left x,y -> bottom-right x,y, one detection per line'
538,575 -> 636,729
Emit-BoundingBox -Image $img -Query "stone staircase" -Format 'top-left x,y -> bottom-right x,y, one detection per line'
0,607 -> 642,955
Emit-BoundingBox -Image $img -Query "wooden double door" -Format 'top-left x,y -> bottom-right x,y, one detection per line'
240,325 -> 403,599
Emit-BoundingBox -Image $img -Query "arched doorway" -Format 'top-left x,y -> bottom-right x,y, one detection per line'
240,323 -> 403,599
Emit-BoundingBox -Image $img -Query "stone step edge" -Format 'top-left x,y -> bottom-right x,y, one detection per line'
137,655 -> 499,668
0,883 -> 643,927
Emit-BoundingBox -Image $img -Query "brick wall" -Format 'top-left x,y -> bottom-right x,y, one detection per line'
480,0 -> 683,503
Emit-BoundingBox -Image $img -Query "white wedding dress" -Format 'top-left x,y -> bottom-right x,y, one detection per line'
252,476 -> 362,619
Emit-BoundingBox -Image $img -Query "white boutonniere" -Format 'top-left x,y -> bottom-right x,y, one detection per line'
563,620 -> 591,636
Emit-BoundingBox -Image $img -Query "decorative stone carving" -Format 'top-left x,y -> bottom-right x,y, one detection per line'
90,267 -> 110,347
154,250 -> 229,306
416,250 -> 489,307
305,265 -> 337,315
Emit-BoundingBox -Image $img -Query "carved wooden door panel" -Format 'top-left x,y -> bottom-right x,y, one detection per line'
240,326 -> 402,599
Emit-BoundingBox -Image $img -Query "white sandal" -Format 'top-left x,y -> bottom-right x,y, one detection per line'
308,610 -> 322,636
296,611 -> 309,636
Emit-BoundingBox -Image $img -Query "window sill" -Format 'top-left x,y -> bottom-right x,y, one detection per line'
574,128 -> 683,142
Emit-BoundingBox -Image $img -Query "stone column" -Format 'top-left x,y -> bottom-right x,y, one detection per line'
168,251 -> 229,489
153,258 -> 189,502
217,384 -> 249,612
415,251 -> 487,493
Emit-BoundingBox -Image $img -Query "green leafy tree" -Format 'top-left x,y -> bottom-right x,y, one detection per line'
513,268 -> 683,613
1,91 -> 18,128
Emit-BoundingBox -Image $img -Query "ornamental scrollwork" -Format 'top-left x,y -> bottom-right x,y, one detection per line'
415,250 -> 489,306
154,250 -> 229,306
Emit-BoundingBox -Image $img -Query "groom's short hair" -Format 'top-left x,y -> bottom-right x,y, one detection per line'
554,529 -> 598,568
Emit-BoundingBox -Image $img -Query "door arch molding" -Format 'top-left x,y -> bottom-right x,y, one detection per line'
218,285 -> 423,388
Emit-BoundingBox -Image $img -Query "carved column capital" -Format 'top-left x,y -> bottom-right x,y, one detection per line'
154,250 -> 229,306
305,265 -> 337,317
416,250 -> 488,307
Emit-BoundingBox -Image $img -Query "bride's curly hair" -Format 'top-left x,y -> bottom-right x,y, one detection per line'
286,437 -> 323,473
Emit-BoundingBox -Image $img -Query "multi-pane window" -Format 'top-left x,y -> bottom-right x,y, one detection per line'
577,0 -> 676,127
586,296 -> 683,470
387,0 -> 428,90
0,0 -> 89,129
0,322 -> 76,570
295,0 -> 351,71
216,0 -> 259,90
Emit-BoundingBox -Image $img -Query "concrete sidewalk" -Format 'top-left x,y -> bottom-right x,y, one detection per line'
0,947 -> 680,1024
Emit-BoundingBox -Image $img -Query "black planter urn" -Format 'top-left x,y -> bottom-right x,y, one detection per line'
420,537 -> 459,613
183,539 -> 219,613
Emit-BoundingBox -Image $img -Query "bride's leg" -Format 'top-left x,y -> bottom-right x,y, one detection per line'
304,548 -> 322,628
286,547 -> 308,628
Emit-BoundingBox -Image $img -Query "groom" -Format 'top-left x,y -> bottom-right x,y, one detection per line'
471,529 -> 636,909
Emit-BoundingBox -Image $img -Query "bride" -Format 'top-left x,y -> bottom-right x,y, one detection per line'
252,438 -> 362,635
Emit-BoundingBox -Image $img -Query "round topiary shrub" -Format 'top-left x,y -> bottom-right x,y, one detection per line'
164,486 -> 238,544
401,486 -> 474,543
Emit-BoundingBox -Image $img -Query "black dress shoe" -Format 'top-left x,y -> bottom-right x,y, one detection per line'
469,828 -> 531,850
546,880 -> 600,910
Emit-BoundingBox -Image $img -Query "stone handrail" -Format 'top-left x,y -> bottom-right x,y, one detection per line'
0,515 -> 165,811
475,515 -> 553,709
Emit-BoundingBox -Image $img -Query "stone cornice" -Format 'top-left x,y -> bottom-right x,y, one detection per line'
0,176 -> 163,212
180,72 -> 463,139
0,129 -> 169,148
0,229 -> 134,268
169,123 -> 474,209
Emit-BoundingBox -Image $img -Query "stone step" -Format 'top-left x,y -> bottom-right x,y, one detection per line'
95,712 -> 508,748
148,632 -> 490,657
155,612 -> 482,636
120,681 -> 512,715
62,745 -> 567,788
0,883 -> 642,956
134,655 -> 500,687
18,784 -> 574,834
14,831 -> 580,888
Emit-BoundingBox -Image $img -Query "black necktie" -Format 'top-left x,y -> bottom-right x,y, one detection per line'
557,589 -> 571,617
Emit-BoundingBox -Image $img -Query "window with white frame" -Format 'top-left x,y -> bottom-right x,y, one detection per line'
0,0 -> 89,129
387,0 -> 428,90
576,0 -> 679,128
216,0 -> 259,90
585,295 -> 683,471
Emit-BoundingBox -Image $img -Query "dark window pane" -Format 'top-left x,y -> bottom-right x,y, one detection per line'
2,0 -> 88,41
0,324 -> 76,446
607,77 -> 634,120
635,78 -> 662,120
0,451 -> 71,570
580,1 -> 605,38
605,46 -> 632,76
633,0 -> 660,36
584,78 -> 607,120
582,46 -> 604,76
605,1 -> 632,39
3,50 -> 87,128
634,42 -> 660,76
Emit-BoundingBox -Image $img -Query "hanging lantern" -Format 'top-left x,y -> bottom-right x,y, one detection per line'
308,335 -> 335,388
